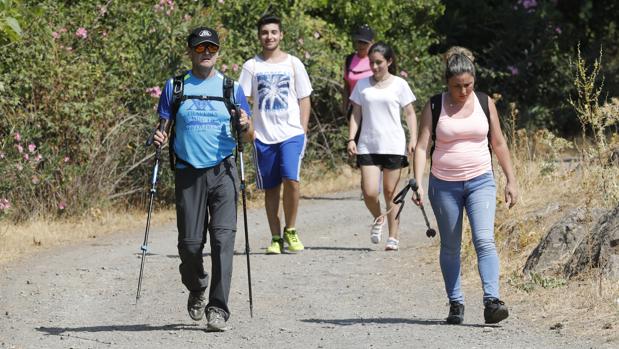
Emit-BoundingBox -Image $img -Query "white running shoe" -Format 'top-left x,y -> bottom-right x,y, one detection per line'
370,220 -> 384,244
385,237 -> 399,251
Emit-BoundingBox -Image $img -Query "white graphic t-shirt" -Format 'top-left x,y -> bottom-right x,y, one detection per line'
239,54 -> 313,144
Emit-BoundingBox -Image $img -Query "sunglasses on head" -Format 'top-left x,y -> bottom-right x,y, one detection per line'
193,43 -> 219,54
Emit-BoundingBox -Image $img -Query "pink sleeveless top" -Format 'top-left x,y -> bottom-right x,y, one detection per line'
431,93 -> 492,181
344,54 -> 372,94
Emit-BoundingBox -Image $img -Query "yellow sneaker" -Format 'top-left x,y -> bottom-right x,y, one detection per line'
266,236 -> 283,255
284,228 -> 304,252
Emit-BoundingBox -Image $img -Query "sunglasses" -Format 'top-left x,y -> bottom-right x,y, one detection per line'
193,43 -> 219,54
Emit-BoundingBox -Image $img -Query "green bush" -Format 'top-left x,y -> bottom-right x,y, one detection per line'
0,0 -> 444,221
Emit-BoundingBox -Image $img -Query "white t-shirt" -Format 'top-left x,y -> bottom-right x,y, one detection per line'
350,76 -> 416,155
239,54 -> 313,144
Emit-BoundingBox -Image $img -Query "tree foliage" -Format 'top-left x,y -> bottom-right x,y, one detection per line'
0,0 -> 444,221
434,0 -> 618,133
0,0 -> 616,221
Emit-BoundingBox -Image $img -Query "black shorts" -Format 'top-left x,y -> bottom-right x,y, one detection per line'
356,154 -> 409,169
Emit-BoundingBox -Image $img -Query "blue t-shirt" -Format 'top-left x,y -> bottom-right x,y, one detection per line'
157,71 -> 251,169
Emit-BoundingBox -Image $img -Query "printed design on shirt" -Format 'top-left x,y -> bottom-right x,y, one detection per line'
182,99 -> 227,131
257,73 -> 289,111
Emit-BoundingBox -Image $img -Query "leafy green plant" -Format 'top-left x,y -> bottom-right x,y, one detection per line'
0,0 -> 25,43
0,0 -> 445,221
508,272 -> 567,293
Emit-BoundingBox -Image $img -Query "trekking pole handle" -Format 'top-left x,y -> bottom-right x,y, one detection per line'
145,119 -> 168,148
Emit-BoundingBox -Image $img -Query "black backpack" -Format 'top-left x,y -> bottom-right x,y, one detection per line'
429,91 -> 492,163
168,72 -> 236,169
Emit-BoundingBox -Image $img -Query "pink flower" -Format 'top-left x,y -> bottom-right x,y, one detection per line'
507,65 -> 519,76
145,86 -> 162,98
14,132 -> 21,142
75,27 -> 88,39
102,31 -> 108,38
35,154 -> 42,162
232,64 -> 239,72
400,70 -> 409,78
58,201 -> 66,210
0,152 -> 5,159
304,51 -> 311,59
28,143 -> 36,153
218,0 -> 225,3
519,0 -> 537,10
23,153 -> 29,161
52,31 -> 61,39
64,156 -> 70,163
0,198 -> 10,211
555,26 -> 562,34
16,144 -> 23,153
221,64 -> 228,72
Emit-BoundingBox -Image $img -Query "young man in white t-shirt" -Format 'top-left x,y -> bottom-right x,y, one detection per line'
239,14 -> 313,255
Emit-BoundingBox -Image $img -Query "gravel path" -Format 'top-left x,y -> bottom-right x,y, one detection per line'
0,189 -> 609,348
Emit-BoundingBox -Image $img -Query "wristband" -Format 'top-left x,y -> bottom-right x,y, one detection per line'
347,139 -> 355,143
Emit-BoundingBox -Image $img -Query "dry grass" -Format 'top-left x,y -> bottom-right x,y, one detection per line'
456,128 -> 619,344
0,162 -> 360,266
0,207 -> 176,265
508,272 -> 618,344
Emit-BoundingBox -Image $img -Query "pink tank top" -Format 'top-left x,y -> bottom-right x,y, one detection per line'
344,54 -> 372,94
431,93 -> 492,181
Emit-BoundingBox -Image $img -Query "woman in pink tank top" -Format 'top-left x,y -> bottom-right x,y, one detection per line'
342,24 -> 375,121
412,46 -> 518,325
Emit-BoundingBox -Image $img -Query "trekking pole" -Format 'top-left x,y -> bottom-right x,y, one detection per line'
392,179 -> 414,221
136,121 -> 165,304
232,104 -> 254,318
409,179 -> 437,238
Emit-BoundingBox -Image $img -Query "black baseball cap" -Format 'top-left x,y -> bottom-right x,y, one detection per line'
352,24 -> 374,43
187,27 -> 220,48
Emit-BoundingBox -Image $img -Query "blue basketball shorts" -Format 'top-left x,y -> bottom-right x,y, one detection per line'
253,133 -> 306,189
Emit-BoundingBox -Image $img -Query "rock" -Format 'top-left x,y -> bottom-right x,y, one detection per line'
564,204 -> 619,279
523,207 -> 605,275
499,202 -> 562,250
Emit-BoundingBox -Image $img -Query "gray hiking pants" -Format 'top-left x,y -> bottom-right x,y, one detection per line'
175,156 -> 238,318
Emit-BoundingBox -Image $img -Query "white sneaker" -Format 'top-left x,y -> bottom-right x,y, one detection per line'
370,220 -> 384,244
385,237 -> 399,251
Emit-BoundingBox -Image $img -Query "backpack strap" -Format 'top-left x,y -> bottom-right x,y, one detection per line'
345,53 -> 354,73
168,73 -> 186,170
474,91 -> 491,144
429,93 -> 443,162
222,74 -> 235,110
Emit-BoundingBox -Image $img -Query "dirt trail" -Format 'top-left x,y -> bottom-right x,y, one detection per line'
0,189 -> 609,348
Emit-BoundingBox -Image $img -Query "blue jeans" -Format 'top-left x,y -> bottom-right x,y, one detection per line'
428,172 -> 499,304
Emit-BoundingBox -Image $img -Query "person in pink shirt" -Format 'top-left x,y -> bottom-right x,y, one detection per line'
412,46 -> 518,325
342,24 -> 375,141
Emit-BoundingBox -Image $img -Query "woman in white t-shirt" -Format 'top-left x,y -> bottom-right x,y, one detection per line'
347,41 -> 417,251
